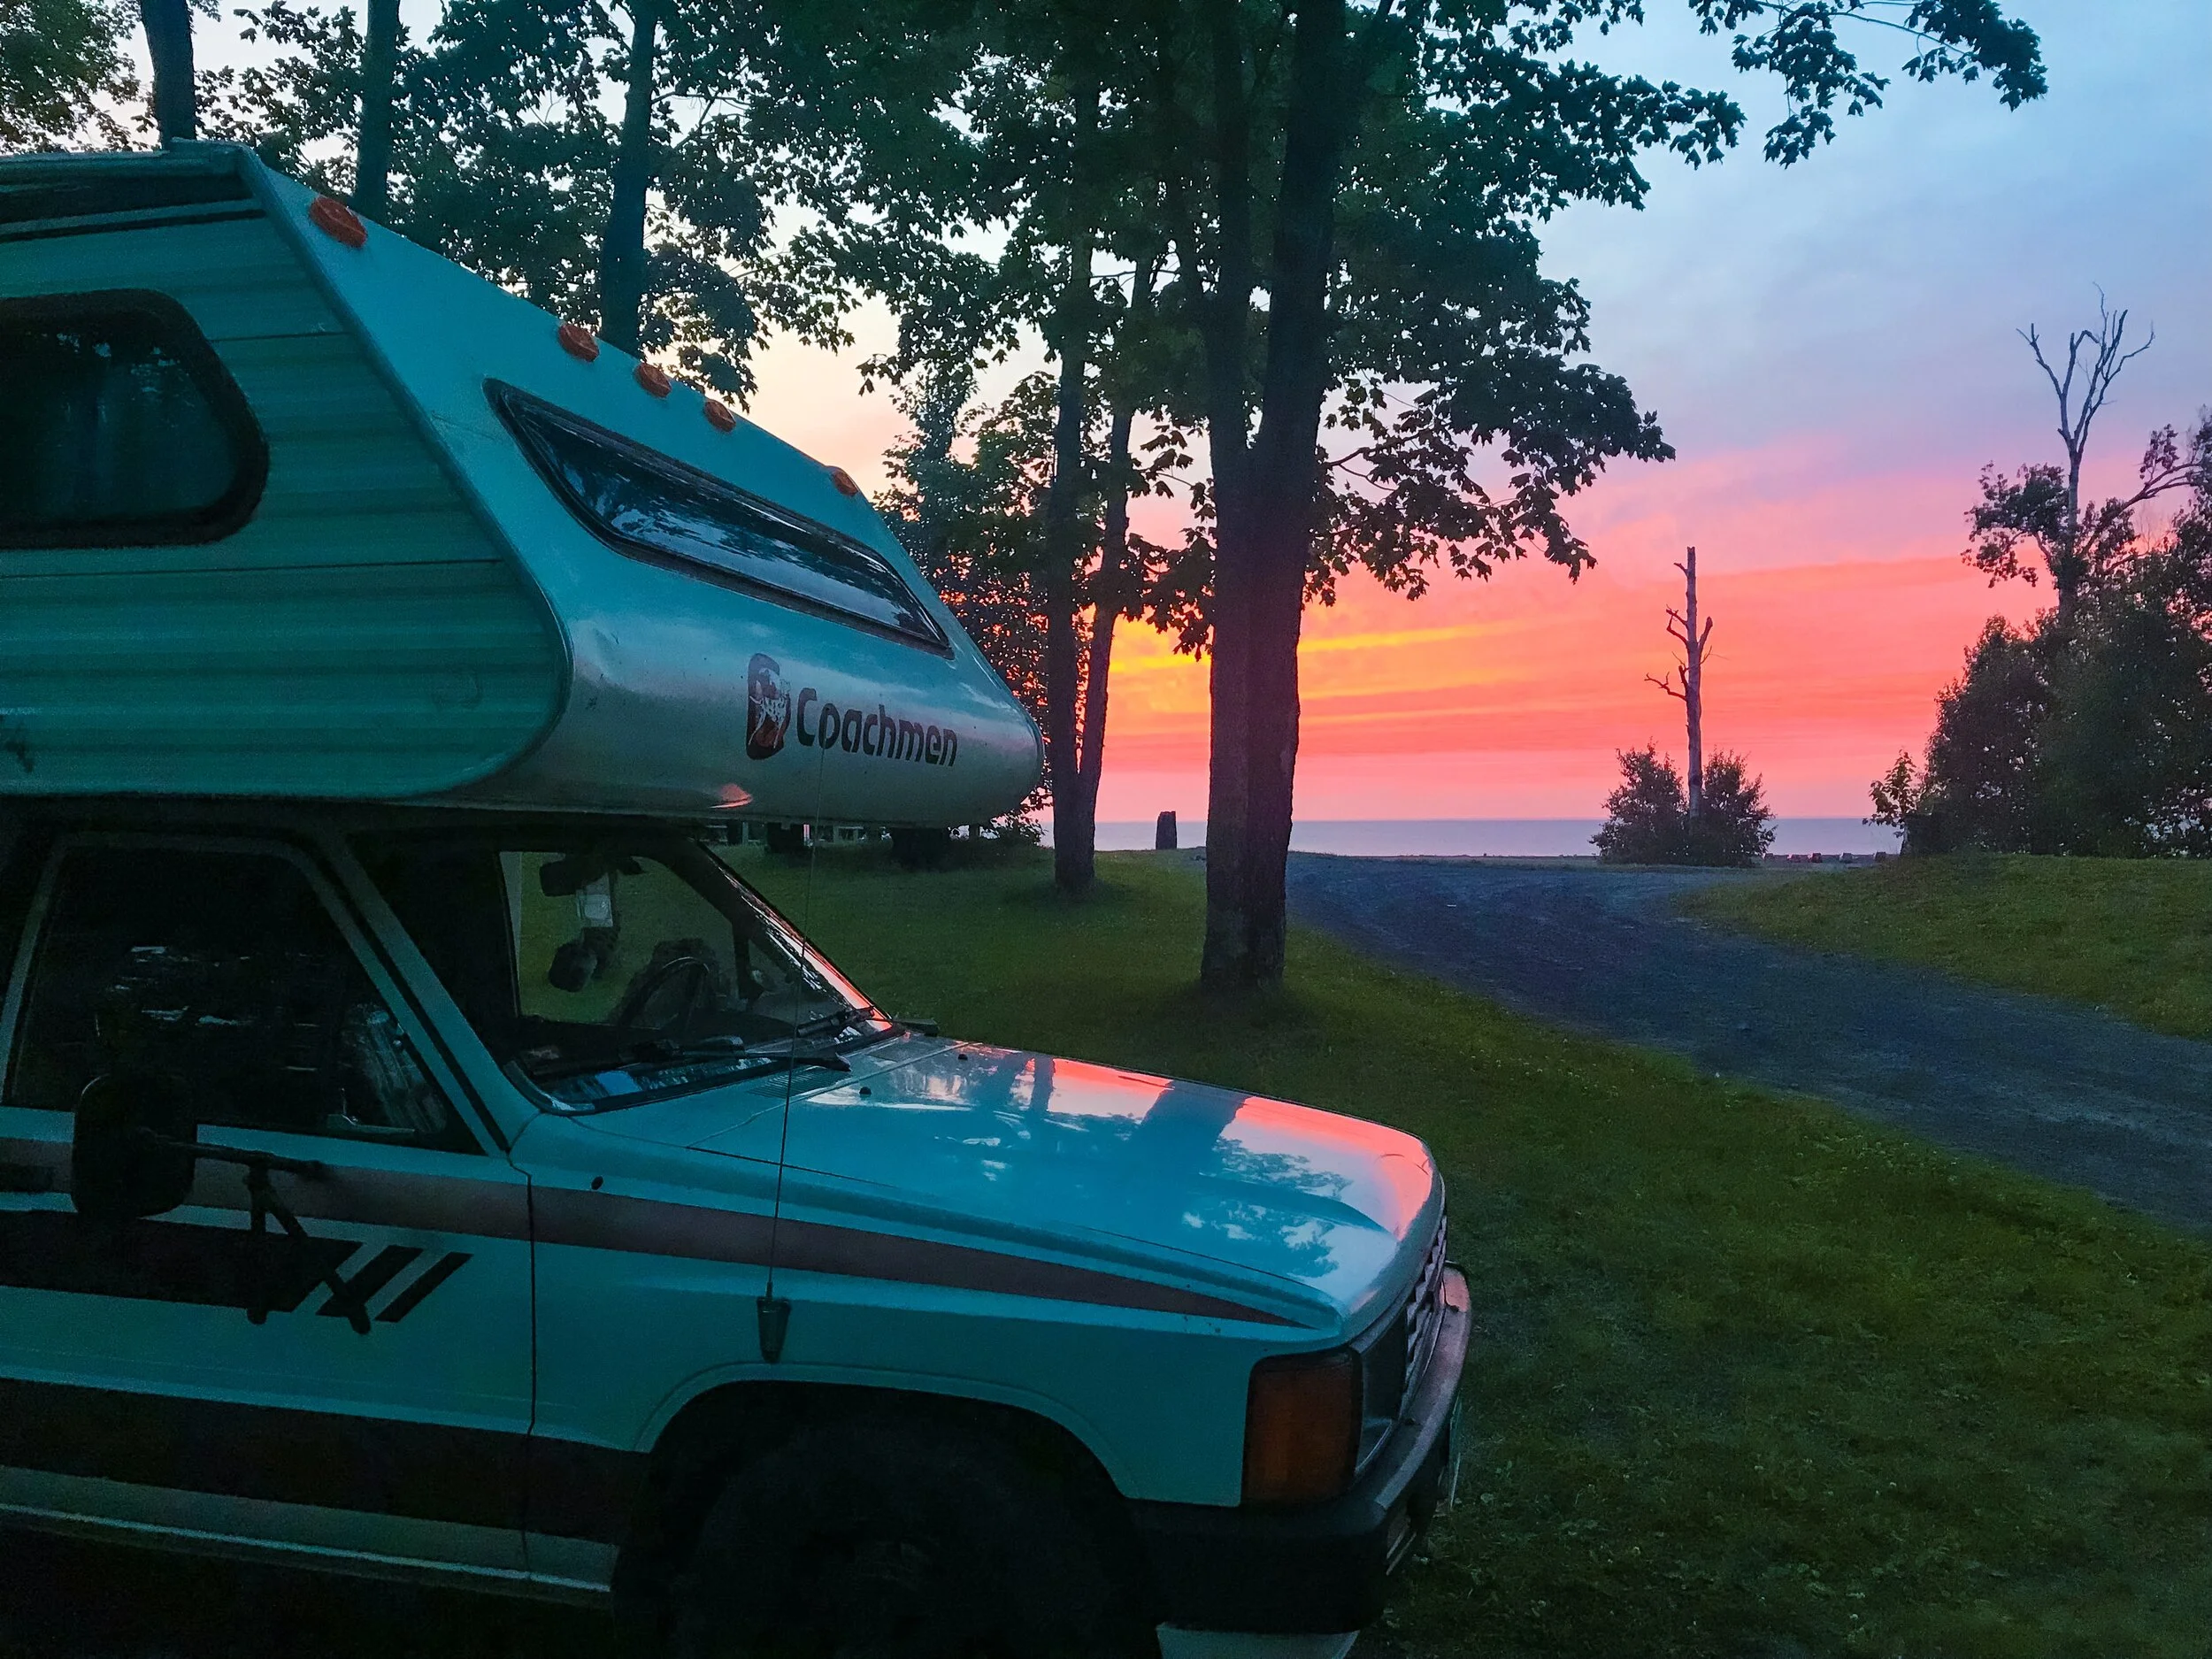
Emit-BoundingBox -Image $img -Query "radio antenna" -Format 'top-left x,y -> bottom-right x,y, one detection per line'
757,747 -> 827,1365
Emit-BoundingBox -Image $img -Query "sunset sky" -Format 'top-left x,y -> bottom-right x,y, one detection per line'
747,2 -> 2212,822
209,2 -> 2211,822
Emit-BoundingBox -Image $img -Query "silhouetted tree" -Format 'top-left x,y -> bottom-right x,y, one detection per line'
1966,296 -> 2211,626
0,0 -> 136,150
1880,415 -> 2212,855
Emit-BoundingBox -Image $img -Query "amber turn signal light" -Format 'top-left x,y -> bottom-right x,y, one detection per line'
557,321 -> 600,362
308,196 -> 367,249
1242,1347 -> 1361,1505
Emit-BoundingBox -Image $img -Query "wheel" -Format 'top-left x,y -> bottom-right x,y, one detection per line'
665,1417 -> 1153,1659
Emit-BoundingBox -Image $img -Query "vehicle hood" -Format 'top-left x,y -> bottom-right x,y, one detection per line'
644,1041 -> 1440,1325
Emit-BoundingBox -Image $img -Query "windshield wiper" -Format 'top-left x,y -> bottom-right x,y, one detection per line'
626,1033 -> 853,1078
738,1044 -> 851,1078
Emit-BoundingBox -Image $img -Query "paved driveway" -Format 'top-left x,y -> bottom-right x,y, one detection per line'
1286,856 -> 2212,1237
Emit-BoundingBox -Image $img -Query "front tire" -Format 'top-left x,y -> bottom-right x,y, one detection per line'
667,1417 -> 1151,1659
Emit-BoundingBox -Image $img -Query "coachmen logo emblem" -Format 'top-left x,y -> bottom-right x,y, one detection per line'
746,653 -> 790,760
743,654 -> 962,769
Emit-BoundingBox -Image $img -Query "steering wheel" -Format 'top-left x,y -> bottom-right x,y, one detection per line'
610,954 -> 716,1048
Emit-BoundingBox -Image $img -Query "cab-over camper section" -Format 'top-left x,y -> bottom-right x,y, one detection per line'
0,146 -> 1042,825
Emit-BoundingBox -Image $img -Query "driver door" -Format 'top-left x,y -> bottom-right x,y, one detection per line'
0,834 -> 534,1582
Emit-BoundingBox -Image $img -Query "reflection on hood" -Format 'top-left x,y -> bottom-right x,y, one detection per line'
693,1043 -> 1439,1320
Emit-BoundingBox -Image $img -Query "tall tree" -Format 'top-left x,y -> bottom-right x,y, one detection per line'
1646,547 -> 1716,820
1967,295 -> 2208,626
844,5 -> 1186,893
0,0 -> 136,150
1130,0 -> 2044,987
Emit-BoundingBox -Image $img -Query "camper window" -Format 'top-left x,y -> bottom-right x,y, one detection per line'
490,383 -> 948,652
0,291 -> 268,549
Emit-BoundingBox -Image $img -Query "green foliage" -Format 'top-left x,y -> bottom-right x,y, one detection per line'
1685,852 -> 2212,1041
1595,744 -> 1774,865
215,0 -> 972,397
876,365 -> 1058,834
0,0 -> 135,150
739,848 -> 2212,1659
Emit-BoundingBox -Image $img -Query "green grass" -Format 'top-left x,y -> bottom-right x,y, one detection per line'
1682,855 -> 2212,1039
734,847 -> 2212,1659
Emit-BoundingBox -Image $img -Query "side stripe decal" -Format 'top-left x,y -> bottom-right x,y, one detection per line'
0,1136 -> 1298,1328
375,1250 -> 471,1325
533,1187 -> 1298,1327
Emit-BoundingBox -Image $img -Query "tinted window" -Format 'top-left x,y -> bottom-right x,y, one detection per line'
491,383 -> 946,651
9,847 -> 462,1148
0,291 -> 267,548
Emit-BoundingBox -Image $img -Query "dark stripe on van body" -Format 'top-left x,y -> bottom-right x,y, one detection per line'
0,1137 -> 1294,1325
0,1208 -> 357,1313
0,1375 -> 641,1544
534,1187 -> 1297,1327
0,1374 -> 533,1533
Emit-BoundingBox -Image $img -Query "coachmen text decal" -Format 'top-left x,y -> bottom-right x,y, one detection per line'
747,654 -> 961,767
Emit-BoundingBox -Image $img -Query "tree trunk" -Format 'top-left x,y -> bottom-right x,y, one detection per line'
1683,545 -> 1703,819
600,1 -> 661,355
1200,0 -> 1351,989
1044,75 -> 1101,895
1072,401 -> 1139,835
353,0 -> 401,220
140,0 -> 196,144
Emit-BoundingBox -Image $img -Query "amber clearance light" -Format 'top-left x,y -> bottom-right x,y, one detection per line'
1242,1347 -> 1362,1505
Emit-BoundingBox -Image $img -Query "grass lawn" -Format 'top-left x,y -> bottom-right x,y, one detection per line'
1682,855 -> 2212,1040
735,846 -> 2211,1659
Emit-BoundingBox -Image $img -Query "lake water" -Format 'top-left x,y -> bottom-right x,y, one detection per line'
1076,817 -> 1902,856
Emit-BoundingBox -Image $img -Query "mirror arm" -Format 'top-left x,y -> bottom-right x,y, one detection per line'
144,1134 -> 373,1336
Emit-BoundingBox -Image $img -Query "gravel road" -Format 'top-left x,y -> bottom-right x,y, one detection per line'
1286,856 -> 2212,1237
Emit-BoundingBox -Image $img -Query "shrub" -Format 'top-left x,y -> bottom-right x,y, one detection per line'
1595,746 -> 1775,866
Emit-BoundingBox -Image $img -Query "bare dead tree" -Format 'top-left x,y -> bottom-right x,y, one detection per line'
1646,545 -> 1714,818
1970,294 -> 2209,622
2027,291 -> 2153,535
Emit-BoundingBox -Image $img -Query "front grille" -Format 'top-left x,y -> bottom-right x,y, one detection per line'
1356,1213 -> 1448,1469
1402,1215 -> 1450,1396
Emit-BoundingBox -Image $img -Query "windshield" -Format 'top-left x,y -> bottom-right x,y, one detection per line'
357,833 -> 891,1109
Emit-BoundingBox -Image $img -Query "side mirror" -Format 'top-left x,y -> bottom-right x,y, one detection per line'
71,1073 -> 198,1222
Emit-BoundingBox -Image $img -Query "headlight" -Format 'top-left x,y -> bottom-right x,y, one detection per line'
1242,1346 -> 1363,1505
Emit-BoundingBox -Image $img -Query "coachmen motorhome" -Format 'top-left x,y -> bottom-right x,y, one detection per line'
0,144 -> 1466,1659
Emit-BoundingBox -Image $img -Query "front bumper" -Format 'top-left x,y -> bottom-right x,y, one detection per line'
1132,1265 -> 1471,1635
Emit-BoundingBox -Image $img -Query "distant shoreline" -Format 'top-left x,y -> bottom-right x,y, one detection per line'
1067,817 -> 1902,857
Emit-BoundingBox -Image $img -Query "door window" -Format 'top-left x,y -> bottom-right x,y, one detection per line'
0,290 -> 268,548
7,844 -> 464,1148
